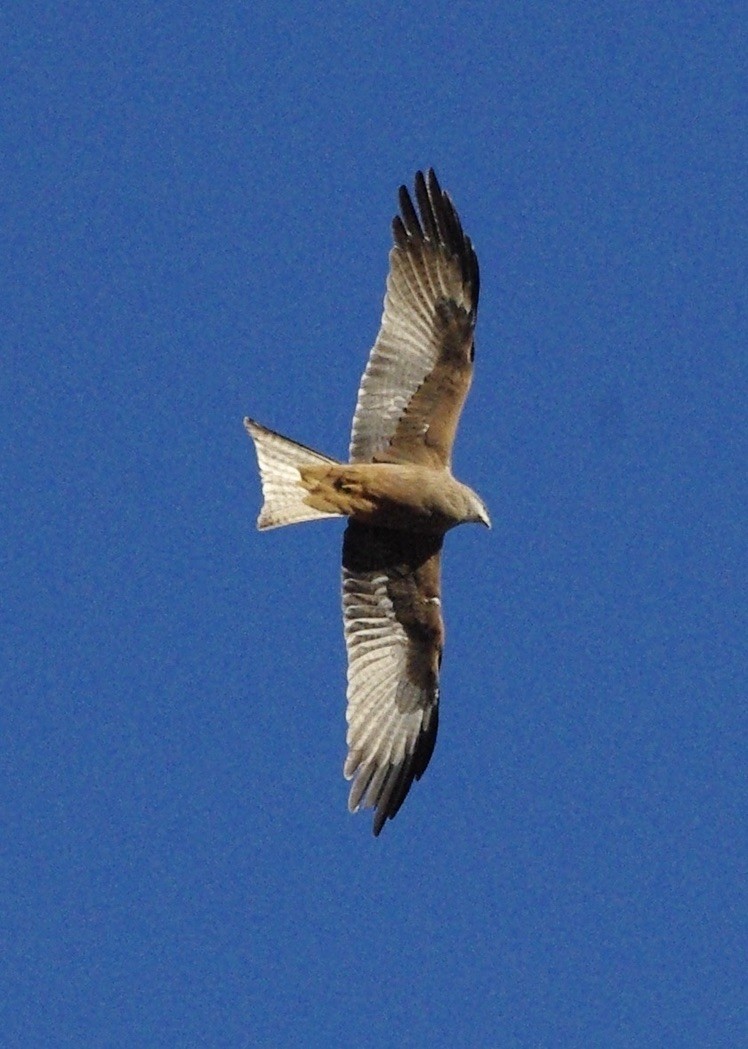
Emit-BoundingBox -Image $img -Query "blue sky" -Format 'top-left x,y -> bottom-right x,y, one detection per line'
3,2 -> 746,1046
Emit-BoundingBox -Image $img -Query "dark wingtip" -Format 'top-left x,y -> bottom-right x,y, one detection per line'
426,167 -> 442,198
394,169 -> 480,313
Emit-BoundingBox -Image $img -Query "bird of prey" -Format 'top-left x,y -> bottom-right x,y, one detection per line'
245,169 -> 489,835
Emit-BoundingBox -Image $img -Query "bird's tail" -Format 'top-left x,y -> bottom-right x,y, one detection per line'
244,418 -> 343,530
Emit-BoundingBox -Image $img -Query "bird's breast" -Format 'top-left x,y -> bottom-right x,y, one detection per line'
299,462 -> 467,533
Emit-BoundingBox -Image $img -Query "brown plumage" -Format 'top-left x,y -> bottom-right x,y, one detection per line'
245,169 -> 489,835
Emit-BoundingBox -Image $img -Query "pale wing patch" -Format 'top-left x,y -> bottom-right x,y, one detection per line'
342,564 -> 439,836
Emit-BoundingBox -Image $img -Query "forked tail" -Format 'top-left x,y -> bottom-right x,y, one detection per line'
244,418 -> 343,530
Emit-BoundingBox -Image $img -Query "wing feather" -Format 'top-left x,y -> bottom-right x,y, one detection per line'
350,169 -> 479,468
342,523 -> 444,835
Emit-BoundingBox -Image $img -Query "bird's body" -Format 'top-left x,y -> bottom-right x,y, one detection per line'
246,421 -> 488,534
245,170 -> 488,834
302,461 -> 488,534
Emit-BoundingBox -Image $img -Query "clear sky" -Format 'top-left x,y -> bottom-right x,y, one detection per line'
3,3 -> 746,1046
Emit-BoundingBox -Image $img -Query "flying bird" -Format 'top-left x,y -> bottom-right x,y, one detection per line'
245,169 -> 489,835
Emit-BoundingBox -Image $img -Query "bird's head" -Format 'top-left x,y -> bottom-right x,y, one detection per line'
464,487 -> 491,529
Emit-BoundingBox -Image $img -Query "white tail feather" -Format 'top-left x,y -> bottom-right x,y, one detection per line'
244,418 -> 342,530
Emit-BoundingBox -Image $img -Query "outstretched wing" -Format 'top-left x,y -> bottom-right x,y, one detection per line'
342,522 -> 444,835
349,169 -> 479,469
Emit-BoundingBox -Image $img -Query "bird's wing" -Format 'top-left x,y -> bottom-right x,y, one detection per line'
349,169 -> 479,469
342,522 -> 444,835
